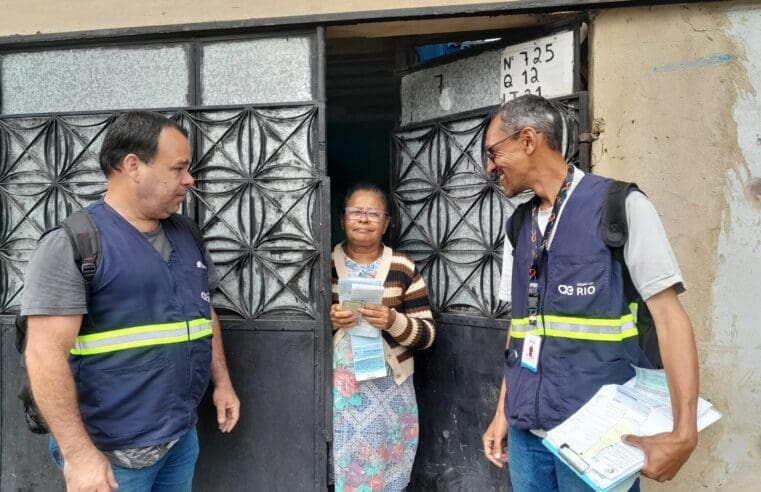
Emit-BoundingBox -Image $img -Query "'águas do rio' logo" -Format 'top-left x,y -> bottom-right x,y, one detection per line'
557,282 -> 596,296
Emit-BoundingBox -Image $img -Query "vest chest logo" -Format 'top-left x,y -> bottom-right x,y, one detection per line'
201,291 -> 211,303
557,282 -> 597,296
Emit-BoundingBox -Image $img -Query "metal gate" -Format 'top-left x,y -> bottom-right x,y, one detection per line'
0,29 -> 331,491
390,23 -> 589,491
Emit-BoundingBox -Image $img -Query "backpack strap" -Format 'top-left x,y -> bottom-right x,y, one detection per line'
506,200 -> 533,253
166,213 -> 207,254
599,180 -> 641,286
59,209 -> 100,284
600,180 -> 641,249
17,210 -> 99,353
599,181 -> 663,368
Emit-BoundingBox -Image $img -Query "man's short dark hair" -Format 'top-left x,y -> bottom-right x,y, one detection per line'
99,111 -> 188,177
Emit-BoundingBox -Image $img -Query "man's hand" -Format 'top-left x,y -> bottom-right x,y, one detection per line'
330,304 -> 357,329
209,307 -> 240,433
63,447 -> 118,492
483,412 -> 509,468
358,304 -> 396,330
622,430 -> 698,482
213,384 -> 240,433
633,287 -> 699,482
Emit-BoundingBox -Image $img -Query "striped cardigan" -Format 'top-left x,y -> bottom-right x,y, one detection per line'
332,243 -> 436,385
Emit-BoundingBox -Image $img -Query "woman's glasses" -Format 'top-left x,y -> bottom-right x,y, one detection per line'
344,207 -> 388,222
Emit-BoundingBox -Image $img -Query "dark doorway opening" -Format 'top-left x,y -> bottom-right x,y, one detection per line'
325,20 -> 587,491
326,37 -> 397,246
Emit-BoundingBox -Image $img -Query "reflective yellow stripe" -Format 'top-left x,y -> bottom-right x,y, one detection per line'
76,320 -> 192,342
71,335 -> 191,356
71,318 -> 212,355
512,314 -> 634,327
511,328 -> 639,341
510,313 -> 637,341
189,329 -> 213,341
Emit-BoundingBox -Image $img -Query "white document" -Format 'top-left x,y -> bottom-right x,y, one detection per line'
350,333 -> 387,382
544,367 -> 721,491
338,278 -> 385,338
337,278 -> 388,381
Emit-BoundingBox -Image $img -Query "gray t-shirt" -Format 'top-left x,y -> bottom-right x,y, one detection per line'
22,224 -> 219,315
499,169 -> 685,303
21,223 -> 219,469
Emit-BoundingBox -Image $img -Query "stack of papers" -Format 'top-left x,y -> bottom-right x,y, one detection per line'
338,278 -> 387,381
543,366 -> 721,491
349,335 -> 387,381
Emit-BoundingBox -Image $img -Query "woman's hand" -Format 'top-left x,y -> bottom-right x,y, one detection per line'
331,304 -> 357,329
358,304 -> 396,330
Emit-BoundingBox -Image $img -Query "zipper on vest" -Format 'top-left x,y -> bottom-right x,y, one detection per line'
186,319 -> 193,421
534,255 -> 549,429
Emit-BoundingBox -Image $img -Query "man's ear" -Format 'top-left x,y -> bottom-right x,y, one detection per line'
121,153 -> 142,181
522,127 -> 540,156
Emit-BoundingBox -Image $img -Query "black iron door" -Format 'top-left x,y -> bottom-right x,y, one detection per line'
0,28 -> 331,491
390,24 -> 589,491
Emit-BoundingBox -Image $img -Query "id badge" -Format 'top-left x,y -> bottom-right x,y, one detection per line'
521,333 -> 542,372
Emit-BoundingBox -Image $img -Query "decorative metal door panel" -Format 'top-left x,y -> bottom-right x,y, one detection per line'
0,115 -> 111,313
0,29 -> 331,492
392,25 -> 588,491
181,107 -> 322,321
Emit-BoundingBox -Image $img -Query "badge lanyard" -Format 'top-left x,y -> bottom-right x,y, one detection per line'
527,164 -> 575,327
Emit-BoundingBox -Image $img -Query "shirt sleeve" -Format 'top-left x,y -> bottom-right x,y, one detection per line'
623,191 -> 686,300
385,257 -> 436,350
21,228 -> 88,316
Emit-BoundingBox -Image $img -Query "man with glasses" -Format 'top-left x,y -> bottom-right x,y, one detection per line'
481,95 -> 699,491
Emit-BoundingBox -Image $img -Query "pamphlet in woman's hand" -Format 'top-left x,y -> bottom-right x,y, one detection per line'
338,278 -> 385,338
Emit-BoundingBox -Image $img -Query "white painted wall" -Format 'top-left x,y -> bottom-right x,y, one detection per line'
708,6 -> 761,488
591,2 -> 761,489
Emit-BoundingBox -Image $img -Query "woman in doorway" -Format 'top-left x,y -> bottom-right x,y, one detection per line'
330,184 -> 436,492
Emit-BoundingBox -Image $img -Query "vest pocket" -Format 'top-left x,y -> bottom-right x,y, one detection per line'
90,351 -> 170,439
188,341 -> 212,406
503,342 -> 527,422
546,254 -> 611,317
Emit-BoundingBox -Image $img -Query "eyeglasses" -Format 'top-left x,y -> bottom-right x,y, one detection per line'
344,207 -> 388,222
483,128 -> 524,165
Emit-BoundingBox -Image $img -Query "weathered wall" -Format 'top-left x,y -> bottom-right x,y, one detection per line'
0,0 -> 524,37
590,2 -> 760,490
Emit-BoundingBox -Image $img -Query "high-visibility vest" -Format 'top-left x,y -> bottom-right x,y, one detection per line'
70,200 -> 213,451
505,173 -> 648,431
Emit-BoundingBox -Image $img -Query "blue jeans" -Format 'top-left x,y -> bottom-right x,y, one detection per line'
50,428 -> 199,492
508,427 -> 640,492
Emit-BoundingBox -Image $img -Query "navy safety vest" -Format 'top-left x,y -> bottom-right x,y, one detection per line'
504,173 -> 649,431
69,201 -> 213,451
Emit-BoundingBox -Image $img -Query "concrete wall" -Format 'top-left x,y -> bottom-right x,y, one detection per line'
0,0 -> 523,37
590,2 -> 760,490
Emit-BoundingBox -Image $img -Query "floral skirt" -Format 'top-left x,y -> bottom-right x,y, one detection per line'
333,335 -> 419,492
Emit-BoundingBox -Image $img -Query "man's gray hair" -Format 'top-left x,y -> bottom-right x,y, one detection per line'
496,95 -> 564,152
